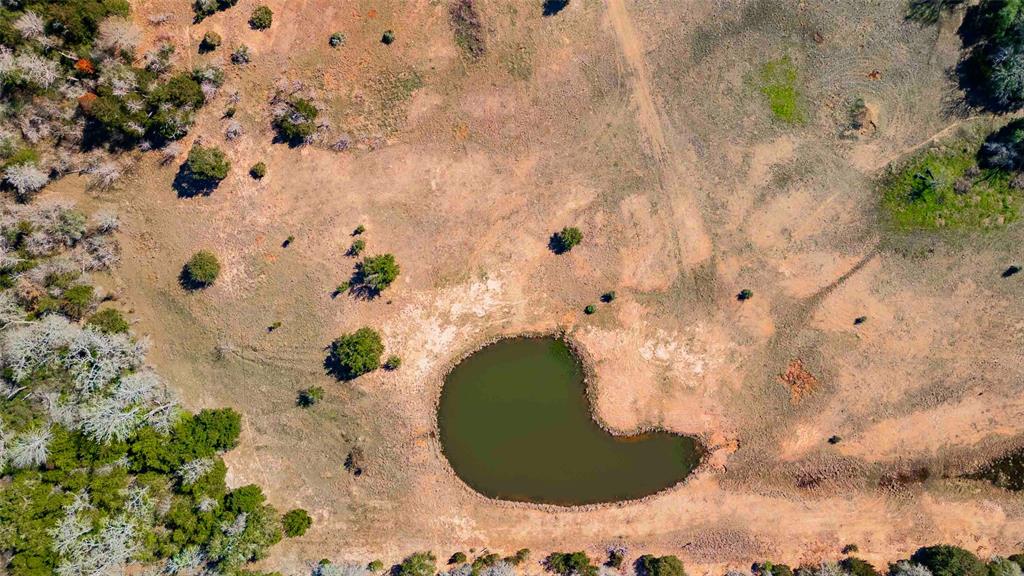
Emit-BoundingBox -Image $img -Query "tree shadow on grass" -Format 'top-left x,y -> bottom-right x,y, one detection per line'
173,164 -> 221,198
178,267 -> 210,291
542,0 -> 569,16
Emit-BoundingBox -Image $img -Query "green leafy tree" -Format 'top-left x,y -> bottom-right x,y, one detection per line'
910,545 -> 988,576
273,98 -> 318,144
87,308 -> 130,333
250,162 -> 267,179
841,558 -> 880,576
249,5 -> 273,29
282,509 -> 312,537
398,552 -> 437,576
186,144 -> 230,182
551,226 -> 582,254
61,284 -> 94,319
183,250 -> 221,288
545,552 -> 597,576
327,327 -> 384,380
636,555 -> 686,576
354,254 -> 400,294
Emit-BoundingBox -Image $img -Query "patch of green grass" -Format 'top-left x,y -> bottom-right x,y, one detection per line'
759,56 -> 804,124
881,143 -> 1022,230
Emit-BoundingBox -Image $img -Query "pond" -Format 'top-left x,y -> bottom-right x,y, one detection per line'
437,337 -> 703,505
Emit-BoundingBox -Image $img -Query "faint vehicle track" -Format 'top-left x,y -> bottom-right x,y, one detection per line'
605,0 -> 714,268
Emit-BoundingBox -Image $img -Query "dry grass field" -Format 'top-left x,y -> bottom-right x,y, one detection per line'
62,0 -> 1024,573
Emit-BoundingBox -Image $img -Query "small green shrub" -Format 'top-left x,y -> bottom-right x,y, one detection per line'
381,30 -> 396,44
584,304 -> 596,315
353,224 -> 366,235
348,239 -> 366,256
184,250 -> 221,287
384,355 -> 401,370
297,386 -> 324,407
506,549 -> 530,566
368,560 -> 385,572
250,162 -> 267,179
249,5 -> 273,30
87,308 -> 130,333
327,327 -> 384,380
606,550 -> 624,569
450,552 -> 468,565
330,32 -> 346,47
737,288 -> 753,301
201,31 -> 222,51
551,226 -> 582,253
231,45 -> 251,64
601,291 -> 616,303
282,508 -> 312,537
186,144 -> 231,181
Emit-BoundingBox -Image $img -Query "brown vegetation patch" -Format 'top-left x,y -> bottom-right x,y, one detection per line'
780,359 -> 819,404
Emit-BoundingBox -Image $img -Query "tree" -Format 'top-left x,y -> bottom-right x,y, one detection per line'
545,552 -> 597,576
551,226 -> 582,254
348,239 -> 365,256
185,144 -> 230,182
383,355 -> 401,370
273,98 -> 318,144
353,254 -> 400,294
841,558 -> 880,576
399,553 -> 437,576
450,553 -> 468,565
636,555 -> 686,576
282,508 -> 312,537
910,545 -> 987,576
250,162 -> 267,179
989,558 -> 1023,576
87,309 -> 130,334
249,5 -> 273,29
61,284 -> 94,319
980,119 -> 1024,170
327,327 -> 384,380
183,250 -> 221,288
201,31 -> 222,51
330,32 -> 346,47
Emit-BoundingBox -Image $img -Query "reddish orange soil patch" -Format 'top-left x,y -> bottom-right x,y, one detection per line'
780,359 -> 819,404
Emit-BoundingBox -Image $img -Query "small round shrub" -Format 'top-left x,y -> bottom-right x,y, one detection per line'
584,304 -> 596,315
368,560 -> 385,572
381,30 -> 395,44
231,45 -> 250,64
449,552 -> 467,565
201,31 -> 221,51
184,250 -> 221,287
636,555 -> 686,576
384,355 -> 401,370
250,161 -> 267,179
737,288 -> 753,301
601,291 -> 616,303
330,32 -> 346,47
398,553 -> 436,576
87,308 -> 130,334
327,327 -> 384,380
353,224 -> 366,235
348,239 -> 365,256
249,5 -> 273,29
282,508 -> 312,537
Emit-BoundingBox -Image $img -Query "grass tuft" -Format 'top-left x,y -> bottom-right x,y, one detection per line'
759,56 -> 804,124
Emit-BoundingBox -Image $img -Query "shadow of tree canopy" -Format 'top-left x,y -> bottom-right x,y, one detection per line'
178,266 -> 210,291
542,0 -> 569,16
952,2 -> 1024,113
548,233 -> 570,254
173,163 -> 221,198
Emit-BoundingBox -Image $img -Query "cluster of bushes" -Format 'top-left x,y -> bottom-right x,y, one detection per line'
272,96 -> 319,144
0,0 -> 215,202
193,0 -> 238,22
0,184 -> 301,576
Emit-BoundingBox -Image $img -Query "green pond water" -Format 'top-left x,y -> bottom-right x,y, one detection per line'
437,337 -> 703,505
